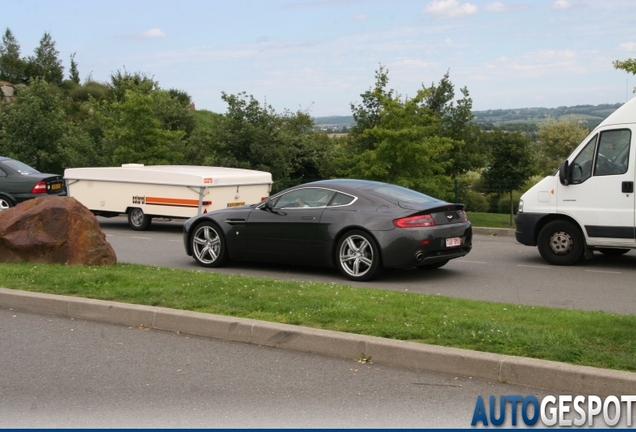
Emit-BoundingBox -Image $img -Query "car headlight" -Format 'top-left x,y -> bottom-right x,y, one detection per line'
518,199 -> 524,213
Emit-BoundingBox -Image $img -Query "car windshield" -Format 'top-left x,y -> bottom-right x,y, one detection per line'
3,159 -> 40,175
366,184 -> 442,205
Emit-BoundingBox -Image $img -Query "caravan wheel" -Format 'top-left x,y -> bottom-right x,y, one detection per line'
128,207 -> 152,231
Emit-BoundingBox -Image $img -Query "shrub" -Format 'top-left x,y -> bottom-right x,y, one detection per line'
460,190 -> 489,212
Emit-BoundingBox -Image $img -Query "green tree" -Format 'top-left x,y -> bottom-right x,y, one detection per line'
481,129 -> 534,225
423,71 -> 485,178
537,121 -> 589,175
342,66 -> 463,198
98,89 -> 186,165
0,78 -> 66,173
68,52 -> 80,84
614,57 -> 636,95
0,28 -> 24,83
25,32 -> 64,85
211,91 -> 335,191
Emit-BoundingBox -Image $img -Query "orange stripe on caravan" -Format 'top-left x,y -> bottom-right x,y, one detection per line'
145,197 -> 211,207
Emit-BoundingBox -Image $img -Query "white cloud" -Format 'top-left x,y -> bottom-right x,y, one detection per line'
552,0 -> 573,10
355,14 -> 368,21
484,2 -> 529,13
138,28 -> 166,39
619,42 -> 636,52
424,0 -> 478,18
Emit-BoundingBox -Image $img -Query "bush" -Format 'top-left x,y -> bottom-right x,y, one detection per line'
460,190 -> 489,212
498,191 -> 523,214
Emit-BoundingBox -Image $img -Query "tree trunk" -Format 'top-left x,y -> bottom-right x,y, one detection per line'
509,190 -> 514,226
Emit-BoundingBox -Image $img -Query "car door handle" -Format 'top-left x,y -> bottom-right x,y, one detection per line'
301,216 -> 315,220
622,181 -> 633,193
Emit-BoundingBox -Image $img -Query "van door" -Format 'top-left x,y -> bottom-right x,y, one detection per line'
559,127 -> 635,247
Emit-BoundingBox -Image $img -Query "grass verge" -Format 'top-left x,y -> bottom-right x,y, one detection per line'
467,211 -> 515,228
1,262 -> 635,372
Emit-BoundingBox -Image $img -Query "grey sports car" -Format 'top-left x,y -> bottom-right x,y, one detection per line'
0,156 -> 66,211
183,179 -> 472,281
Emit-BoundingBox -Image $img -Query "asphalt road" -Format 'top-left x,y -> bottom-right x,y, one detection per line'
0,307 -> 550,428
99,217 -> 636,315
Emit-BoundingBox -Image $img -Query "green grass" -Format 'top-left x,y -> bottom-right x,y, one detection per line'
467,211 -> 515,228
1,262 -> 635,372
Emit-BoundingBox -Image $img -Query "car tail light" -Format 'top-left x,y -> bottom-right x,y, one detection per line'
459,210 -> 468,222
393,214 -> 435,228
31,181 -> 47,194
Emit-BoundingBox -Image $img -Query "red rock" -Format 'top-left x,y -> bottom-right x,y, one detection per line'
0,196 -> 117,265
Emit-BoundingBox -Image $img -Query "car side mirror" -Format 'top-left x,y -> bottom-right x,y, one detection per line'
559,160 -> 570,186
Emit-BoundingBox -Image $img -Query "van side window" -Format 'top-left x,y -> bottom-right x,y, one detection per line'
570,135 -> 597,184
593,129 -> 631,176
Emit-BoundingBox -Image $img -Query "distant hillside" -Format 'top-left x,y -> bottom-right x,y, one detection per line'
472,103 -> 622,129
313,103 -> 623,132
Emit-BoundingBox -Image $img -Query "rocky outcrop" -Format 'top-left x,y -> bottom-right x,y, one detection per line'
0,196 -> 117,265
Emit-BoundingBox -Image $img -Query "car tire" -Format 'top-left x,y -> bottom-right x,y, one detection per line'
0,196 -> 14,211
538,220 -> 585,265
128,207 -> 152,231
417,259 -> 449,270
336,230 -> 382,281
598,248 -> 630,256
191,222 -> 228,267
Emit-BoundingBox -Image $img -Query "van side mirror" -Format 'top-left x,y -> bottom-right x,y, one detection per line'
559,160 -> 570,186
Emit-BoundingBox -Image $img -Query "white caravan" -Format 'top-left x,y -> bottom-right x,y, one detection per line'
516,97 -> 636,265
65,164 -> 273,230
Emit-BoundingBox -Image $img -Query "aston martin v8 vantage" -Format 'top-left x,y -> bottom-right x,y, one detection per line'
183,179 -> 472,281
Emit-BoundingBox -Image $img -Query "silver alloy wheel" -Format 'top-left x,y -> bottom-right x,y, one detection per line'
0,198 -> 10,211
129,208 -> 145,227
193,224 -> 222,265
338,234 -> 374,278
548,230 -> 573,255
128,207 -> 151,230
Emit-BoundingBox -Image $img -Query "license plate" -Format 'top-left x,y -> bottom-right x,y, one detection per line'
227,201 -> 245,208
445,237 -> 462,247
50,183 -> 62,190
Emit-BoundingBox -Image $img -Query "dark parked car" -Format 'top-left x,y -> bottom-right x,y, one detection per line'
0,156 -> 66,211
183,179 -> 472,281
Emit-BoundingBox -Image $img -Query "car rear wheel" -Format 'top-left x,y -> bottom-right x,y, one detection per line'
0,196 -> 13,211
336,230 -> 382,281
538,220 -> 585,265
128,207 -> 152,231
191,222 -> 228,267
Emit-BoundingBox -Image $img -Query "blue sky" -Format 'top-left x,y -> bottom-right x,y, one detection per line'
3,0 -> 636,116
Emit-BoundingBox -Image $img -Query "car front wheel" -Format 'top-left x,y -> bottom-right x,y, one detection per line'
336,230 -> 382,281
191,222 -> 228,267
538,220 -> 585,265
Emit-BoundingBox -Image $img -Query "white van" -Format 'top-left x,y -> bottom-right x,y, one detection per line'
516,97 -> 636,265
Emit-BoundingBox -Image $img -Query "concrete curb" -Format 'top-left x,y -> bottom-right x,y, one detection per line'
1,287 -> 634,395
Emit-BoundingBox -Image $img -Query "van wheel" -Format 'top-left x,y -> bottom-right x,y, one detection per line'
538,220 -> 585,265
598,248 -> 630,256
128,208 -> 152,231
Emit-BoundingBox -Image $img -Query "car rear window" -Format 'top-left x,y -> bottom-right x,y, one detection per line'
366,184 -> 442,205
3,159 -> 40,175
